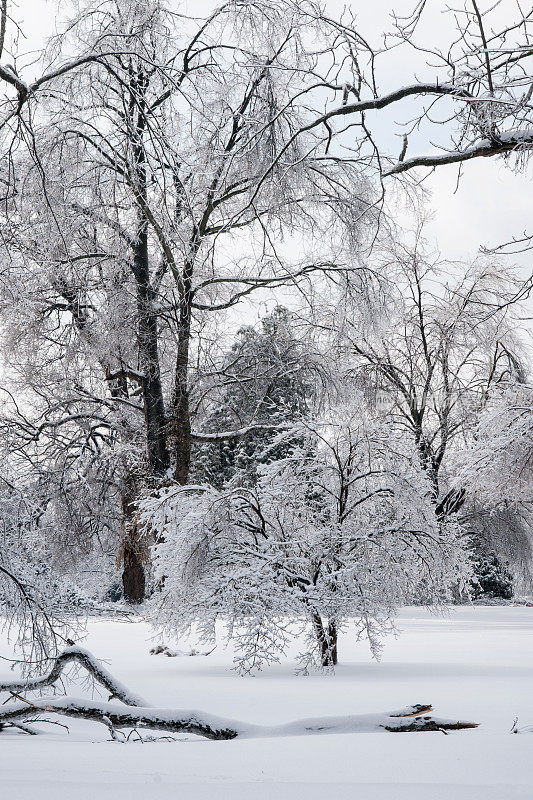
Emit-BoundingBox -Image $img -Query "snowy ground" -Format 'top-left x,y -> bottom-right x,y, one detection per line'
1,606 -> 532,800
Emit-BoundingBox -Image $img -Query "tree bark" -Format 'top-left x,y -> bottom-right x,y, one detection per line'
117,216 -> 169,603
118,72 -> 170,599
171,260 -> 194,485
121,474 -> 146,604
132,220 -> 169,478
312,613 -> 338,666
122,544 -> 145,605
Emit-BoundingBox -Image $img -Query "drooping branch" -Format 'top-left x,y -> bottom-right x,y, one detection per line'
0,646 -> 147,706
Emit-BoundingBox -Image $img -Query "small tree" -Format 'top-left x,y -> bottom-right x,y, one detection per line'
471,549 -> 513,601
141,404 -> 469,672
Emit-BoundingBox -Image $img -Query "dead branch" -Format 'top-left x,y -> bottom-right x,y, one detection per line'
0,696 -> 478,740
0,697 -> 239,740
0,649 -> 478,740
0,646 -> 147,706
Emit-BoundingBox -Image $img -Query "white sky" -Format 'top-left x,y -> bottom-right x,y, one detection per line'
6,0 -> 533,284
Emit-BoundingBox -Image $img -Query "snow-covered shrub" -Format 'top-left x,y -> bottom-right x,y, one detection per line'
141,412 -> 470,672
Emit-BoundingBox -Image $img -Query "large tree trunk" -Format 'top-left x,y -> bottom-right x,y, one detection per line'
312,613 -> 338,666
171,264 -> 193,485
117,67 -> 171,600
117,213 -> 170,603
122,544 -> 145,605
133,222 -> 169,477
118,73 -> 171,595
121,474 -> 146,604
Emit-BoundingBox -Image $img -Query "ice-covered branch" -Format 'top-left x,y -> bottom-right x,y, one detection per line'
190,423 -> 284,443
0,646 -> 147,707
384,129 -> 533,176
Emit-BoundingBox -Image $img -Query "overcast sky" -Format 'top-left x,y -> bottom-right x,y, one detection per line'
7,0 -> 533,278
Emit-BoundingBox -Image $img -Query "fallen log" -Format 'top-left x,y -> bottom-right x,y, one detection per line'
0,697 -> 479,739
0,648 -> 479,740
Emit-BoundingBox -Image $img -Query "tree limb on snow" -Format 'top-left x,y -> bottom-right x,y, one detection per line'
0,650 -> 478,740
0,697 -> 478,739
0,646 -> 147,707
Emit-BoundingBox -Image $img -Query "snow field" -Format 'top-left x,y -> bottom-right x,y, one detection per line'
1,605 -> 532,800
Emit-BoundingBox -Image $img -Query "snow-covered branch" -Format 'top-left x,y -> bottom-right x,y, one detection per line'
0,697 -> 477,738
0,646 -> 147,706
190,423 -> 284,443
385,129 -> 533,176
0,646 -> 477,739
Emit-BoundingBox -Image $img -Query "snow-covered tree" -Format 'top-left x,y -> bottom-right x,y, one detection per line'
141,404 -> 469,672
328,237 -> 531,595
0,0 -> 531,671
453,381 -> 533,592
336,238 -> 526,502
458,383 -> 533,505
193,307 -> 316,488
0,450 -> 86,668
0,0 -> 375,601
